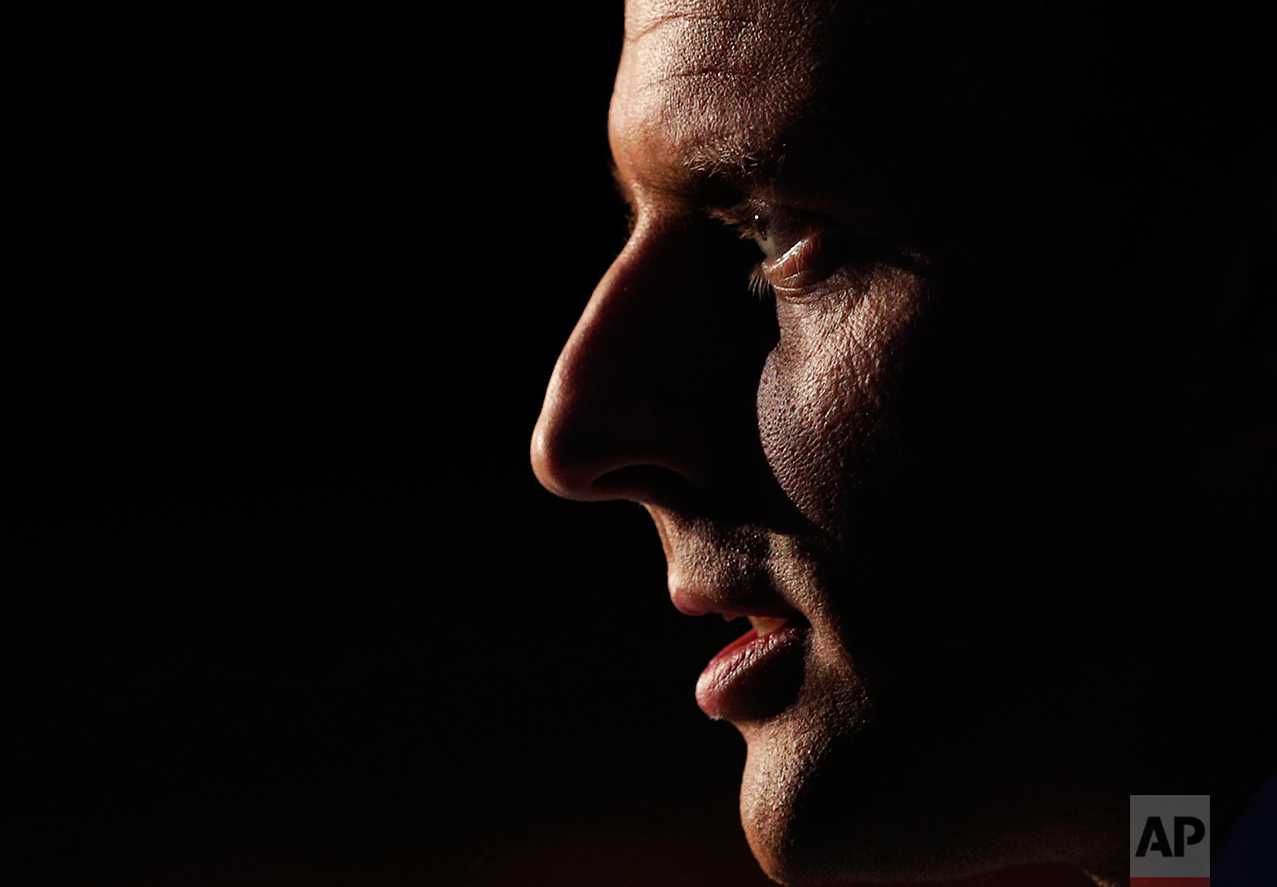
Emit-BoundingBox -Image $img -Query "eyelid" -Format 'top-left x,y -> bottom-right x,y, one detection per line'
707,200 -> 866,296
705,198 -> 927,298
759,232 -> 828,294
705,202 -> 830,296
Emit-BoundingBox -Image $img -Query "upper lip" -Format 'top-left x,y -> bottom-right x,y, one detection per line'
651,510 -> 810,627
671,583 -> 804,624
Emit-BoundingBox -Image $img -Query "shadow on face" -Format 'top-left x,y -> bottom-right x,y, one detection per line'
532,0 -> 1274,883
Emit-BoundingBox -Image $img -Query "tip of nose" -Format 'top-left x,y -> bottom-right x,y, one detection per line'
531,410 -> 702,505
529,430 -> 576,501
529,323 -> 723,504
530,380 -> 640,502
530,410 -> 601,502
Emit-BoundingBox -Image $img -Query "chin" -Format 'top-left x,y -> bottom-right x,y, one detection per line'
733,700 -> 1097,887
733,674 -> 900,886
736,727 -> 928,886
738,722 -> 844,886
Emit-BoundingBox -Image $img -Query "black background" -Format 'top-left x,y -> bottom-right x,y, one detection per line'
16,7 -> 1266,887
6,6 -> 774,885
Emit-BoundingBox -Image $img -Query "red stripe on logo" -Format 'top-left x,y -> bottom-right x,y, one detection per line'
1129,879 -> 1209,886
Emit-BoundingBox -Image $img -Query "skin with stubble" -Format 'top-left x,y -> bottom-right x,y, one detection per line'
533,1 -> 1273,884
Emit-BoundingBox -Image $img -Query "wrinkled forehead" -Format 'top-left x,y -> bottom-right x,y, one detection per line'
612,0 -> 839,192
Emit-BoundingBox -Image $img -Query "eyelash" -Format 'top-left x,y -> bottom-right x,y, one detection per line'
720,211 -> 791,299
617,202 -> 822,300
747,263 -> 775,300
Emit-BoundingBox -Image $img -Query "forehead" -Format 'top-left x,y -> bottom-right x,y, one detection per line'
611,0 -> 838,199
611,0 -> 1042,231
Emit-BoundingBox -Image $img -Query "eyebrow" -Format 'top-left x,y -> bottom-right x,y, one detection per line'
610,155 -> 776,220
703,197 -> 769,231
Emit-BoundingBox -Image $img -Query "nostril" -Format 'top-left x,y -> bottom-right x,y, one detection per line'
530,414 -> 705,505
590,464 -> 697,508
530,362 -> 719,504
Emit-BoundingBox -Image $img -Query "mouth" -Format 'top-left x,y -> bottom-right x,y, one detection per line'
695,615 -> 807,722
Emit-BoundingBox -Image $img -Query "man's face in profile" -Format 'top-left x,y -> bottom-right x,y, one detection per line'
533,0 -> 1185,883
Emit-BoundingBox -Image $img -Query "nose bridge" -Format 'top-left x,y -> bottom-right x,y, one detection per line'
530,224 -> 758,503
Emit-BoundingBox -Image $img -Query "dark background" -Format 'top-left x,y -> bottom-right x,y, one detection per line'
16,7 -> 1258,887
6,6 -> 776,885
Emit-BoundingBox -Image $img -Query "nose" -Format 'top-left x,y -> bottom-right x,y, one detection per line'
531,221 -> 772,505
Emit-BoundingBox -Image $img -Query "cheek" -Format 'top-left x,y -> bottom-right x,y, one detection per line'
756,274 -> 925,534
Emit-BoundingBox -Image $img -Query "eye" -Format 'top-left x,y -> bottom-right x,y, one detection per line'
757,232 -> 829,296
705,202 -> 842,298
749,212 -> 801,260
744,210 -> 835,296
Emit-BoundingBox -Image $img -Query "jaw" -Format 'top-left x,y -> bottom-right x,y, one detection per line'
730,642 -> 1132,886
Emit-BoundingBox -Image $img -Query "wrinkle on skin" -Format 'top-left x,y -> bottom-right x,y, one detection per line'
532,0 -> 1191,883
613,0 -> 837,195
595,9 -> 954,869
624,2 -> 754,44
764,263 -> 925,532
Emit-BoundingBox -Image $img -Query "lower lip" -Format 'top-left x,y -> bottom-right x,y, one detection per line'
695,624 -> 805,722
